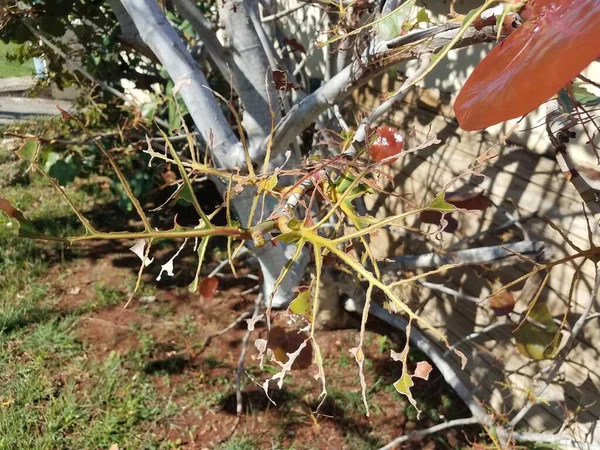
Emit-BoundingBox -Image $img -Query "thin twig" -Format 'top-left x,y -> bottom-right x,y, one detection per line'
377,417 -> 480,450
237,293 -> 263,415
509,262 -> 600,428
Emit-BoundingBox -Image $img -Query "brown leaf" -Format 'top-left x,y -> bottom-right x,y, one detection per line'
266,326 -> 312,370
0,198 -> 23,220
413,361 -> 433,380
445,191 -> 492,211
489,290 -> 515,316
419,211 -> 458,233
283,37 -> 306,53
199,277 -> 219,299
272,69 -> 300,91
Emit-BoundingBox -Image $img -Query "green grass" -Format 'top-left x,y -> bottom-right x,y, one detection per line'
0,156 -> 181,449
0,41 -> 34,78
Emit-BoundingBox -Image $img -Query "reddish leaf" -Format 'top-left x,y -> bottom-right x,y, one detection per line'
283,37 -> 306,53
419,210 -> 459,233
266,326 -> 313,370
455,0 -> 600,130
0,198 -> 24,220
199,277 -> 219,299
369,126 -> 404,164
489,290 -> 515,316
445,192 -> 492,211
272,69 -> 301,91
413,361 -> 433,380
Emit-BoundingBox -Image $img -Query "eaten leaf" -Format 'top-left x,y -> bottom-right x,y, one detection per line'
266,326 -> 313,370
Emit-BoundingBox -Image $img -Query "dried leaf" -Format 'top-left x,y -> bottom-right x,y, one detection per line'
445,192 -> 492,211
267,326 -> 312,370
129,239 -> 154,267
489,290 -> 515,316
273,69 -> 300,91
413,361 -> 433,380
199,277 -> 219,299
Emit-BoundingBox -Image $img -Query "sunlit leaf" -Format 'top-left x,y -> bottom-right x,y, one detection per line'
427,192 -> 456,212
288,289 -> 312,321
369,126 -> 404,164
374,0 -> 415,40
455,0 -> 600,130
16,138 -> 38,162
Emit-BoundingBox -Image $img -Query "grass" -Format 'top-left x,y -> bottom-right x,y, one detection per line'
0,134 -> 484,449
0,41 -> 34,78
0,148 -> 180,448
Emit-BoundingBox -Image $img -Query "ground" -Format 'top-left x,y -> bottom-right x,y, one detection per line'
0,133 -> 485,450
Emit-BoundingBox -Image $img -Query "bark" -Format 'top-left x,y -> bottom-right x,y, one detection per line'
116,0 -> 307,307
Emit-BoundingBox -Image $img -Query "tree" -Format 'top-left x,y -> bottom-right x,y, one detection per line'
2,0 -> 600,448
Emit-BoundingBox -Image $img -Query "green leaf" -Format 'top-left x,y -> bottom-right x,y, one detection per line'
374,0 -> 416,40
288,290 -> 312,320
427,192 -> 456,212
416,7 -> 430,24
0,198 -> 43,239
177,184 -> 194,203
515,303 -> 562,360
48,160 -> 78,186
16,138 -> 38,163
333,172 -> 373,200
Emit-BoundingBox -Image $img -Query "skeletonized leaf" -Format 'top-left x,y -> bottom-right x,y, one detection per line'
129,239 -> 154,267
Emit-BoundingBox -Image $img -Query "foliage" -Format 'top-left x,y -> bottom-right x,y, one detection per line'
2,0 -> 600,448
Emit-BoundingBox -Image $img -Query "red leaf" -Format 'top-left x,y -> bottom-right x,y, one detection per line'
455,0 -> 600,130
199,277 -> 219,299
369,126 -> 404,164
266,326 -> 313,370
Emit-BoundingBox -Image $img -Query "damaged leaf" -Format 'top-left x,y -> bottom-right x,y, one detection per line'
266,326 -> 313,370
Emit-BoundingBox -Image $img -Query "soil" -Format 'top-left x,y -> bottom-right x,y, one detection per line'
41,241 -> 478,450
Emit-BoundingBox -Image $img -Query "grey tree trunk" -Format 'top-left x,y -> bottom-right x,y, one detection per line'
116,0 -> 307,307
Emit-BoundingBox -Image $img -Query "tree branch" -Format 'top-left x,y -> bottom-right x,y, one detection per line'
268,24 -> 496,157
383,240 -> 545,271
377,417 -> 480,450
